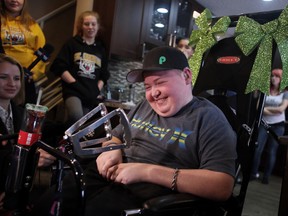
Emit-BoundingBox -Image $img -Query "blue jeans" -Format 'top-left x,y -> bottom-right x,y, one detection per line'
251,122 -> 285,180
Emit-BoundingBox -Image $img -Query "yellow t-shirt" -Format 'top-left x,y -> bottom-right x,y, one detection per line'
1,16 -> 46,81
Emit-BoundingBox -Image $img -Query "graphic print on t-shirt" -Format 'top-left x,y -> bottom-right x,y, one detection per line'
130,117 -> 192,149
74,52 -> 101,79
3,28 -> 25,45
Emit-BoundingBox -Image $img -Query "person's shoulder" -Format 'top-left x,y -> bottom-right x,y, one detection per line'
192,96 -> 216,108
60,36 -> 82,50
11,101 -> 24,112
95,38 -> 107,48
68,35 -> 82,44
127,100 -> 150,116
10,101 -> 24,120
282,90 -> 288,97
131,100 -> 149,111
191,96 -> 225,116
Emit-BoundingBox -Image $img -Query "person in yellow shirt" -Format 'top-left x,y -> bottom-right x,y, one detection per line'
0,0 -> 46,103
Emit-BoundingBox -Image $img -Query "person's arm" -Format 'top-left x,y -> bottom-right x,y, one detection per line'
98,80 -> 104,91
264,99 -> 288,114
30,23 -> 47,81
29,150 -> 55,187
50,38 -> 74,78
0,192 -> 5,211
37,149 -> 56,167
96,136 -> 124,178
0,134 -> 8,146
100,135 -> 234,201
107,163 -> 234,201
61,70 -> 76,84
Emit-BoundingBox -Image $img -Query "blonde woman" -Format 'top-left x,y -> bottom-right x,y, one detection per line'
0,0 -> 46,82
0,53 -> 24,213
50,11 -> 110,127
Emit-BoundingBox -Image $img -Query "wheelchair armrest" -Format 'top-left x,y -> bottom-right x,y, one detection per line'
143,193 -> 201,212
279,136 -> 288,146
141,193 -> 231,216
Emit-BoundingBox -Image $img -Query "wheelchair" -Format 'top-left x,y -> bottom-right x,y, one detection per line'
5,7 -> 288,216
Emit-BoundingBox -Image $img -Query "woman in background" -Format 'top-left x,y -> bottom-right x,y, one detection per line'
0,53 -> 55,214
176,37 -> 194,59
50,11 -> 110,127
0,53 -> 24,214
251,68 -> 288,184
0,0 -> 46,103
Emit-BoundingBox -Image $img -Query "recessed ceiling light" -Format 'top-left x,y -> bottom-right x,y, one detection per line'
157,8 -> 168,13
193,11 -> 200,18
155,23 -> 165,28
262,0 -> 273,1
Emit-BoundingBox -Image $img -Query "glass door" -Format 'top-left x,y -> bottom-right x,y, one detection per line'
175,0 -> 194,39
147,0 -> 172,44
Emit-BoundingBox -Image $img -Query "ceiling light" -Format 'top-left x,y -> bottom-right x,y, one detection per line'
155,23 -> 165,28
157,8 -> 168,13
262,0 -> 273,1
193,11 -> 200,18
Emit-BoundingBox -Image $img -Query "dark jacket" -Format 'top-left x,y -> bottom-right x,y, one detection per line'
0,101 -> 23,191
50,35 -> 110,107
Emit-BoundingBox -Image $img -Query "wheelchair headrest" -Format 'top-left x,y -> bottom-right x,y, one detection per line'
193,37 -> 258,95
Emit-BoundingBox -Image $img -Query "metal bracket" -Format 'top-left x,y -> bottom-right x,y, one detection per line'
64,103 -> 131,157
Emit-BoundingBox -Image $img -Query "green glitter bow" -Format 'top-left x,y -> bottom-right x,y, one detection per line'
235,6 -> 288,94
189,9 -> 231,84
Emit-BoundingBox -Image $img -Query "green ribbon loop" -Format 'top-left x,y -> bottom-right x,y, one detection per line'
189,9 -> 231,84
235,6 -> 288,94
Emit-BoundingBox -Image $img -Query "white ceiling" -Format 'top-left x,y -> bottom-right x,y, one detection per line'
195,0 -> 287,17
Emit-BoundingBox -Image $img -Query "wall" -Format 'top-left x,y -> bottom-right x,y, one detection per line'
27,1 -> 146,113
28,0 -> 76,72
108,59 -> 145,104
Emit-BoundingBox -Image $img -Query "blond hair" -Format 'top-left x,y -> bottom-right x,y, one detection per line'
0,0 -> 36,30
0,53 -> 25,105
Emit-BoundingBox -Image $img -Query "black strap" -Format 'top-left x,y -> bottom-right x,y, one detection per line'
0,17 -> 5,54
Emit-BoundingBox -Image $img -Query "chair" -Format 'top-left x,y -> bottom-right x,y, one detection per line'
123,8 -> 288,215
122,34 -> 271,215
2,103 -> 132,216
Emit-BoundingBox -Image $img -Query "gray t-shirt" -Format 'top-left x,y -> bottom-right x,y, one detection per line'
113,97 -> 237,177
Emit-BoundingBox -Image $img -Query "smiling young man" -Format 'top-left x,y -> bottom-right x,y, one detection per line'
33,46 -> 237,216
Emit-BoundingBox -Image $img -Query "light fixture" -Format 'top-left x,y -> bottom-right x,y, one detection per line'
156,0 -> 169,14
262,0 -> 273,1
155,23 -> 165,28
193,11 -> 200,18
157,7 -> 168,13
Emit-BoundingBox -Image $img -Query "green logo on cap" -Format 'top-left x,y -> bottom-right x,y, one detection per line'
159,56 -> 166,65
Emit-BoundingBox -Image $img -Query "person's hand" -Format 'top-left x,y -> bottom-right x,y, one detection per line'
0,134 -> 8,146
0,192 -> 5,211
108,163 -> 147,184
38,149 -> 56,167
96,149 -> 123,179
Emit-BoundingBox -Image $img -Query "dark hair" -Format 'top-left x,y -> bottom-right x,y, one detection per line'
176,37 -> 189,45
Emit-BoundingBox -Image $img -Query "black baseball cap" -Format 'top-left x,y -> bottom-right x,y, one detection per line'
126,46 -> 189,83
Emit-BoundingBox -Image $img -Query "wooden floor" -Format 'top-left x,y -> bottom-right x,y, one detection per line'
241,174 -> 282,216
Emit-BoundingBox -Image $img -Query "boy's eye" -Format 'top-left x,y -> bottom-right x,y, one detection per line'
145,86 -> 151,90
156,80 -> 166,85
